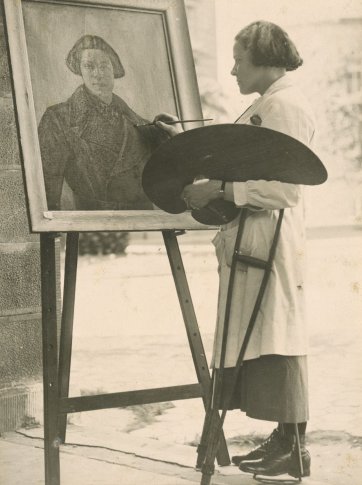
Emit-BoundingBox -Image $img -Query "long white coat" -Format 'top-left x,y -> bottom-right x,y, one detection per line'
212,75 -> 316,368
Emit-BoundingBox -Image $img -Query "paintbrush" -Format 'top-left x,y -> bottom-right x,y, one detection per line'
135,118 -> 213,127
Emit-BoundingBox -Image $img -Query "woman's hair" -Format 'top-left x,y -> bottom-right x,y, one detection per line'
235,21 -> 303,71
66,35 -> 125,78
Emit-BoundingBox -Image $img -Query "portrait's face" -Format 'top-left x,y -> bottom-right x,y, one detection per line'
231,42 -> 263,95
80,48 -> 115,101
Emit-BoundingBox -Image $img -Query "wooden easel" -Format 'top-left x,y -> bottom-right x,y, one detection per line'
40,230 -> 230,485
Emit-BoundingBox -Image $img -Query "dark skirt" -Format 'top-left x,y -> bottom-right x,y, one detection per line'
215,354 -> 309,423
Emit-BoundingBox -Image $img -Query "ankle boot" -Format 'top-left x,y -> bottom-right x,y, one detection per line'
239,432 -> 293,474
231,428 -> 282,466
239,434 -> 311,478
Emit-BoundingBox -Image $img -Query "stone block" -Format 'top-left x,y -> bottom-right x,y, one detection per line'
0,246 -> 41,314
0,318 -> 42,384
0,97 -> 21,166
0,170 -> 37,242
0,16 -> 20,167
0,17 -> 12,98
0,384 -> 42,432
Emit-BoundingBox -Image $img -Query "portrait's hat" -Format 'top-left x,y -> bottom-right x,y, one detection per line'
142,124 -> 327,225
66,35 -> 125,78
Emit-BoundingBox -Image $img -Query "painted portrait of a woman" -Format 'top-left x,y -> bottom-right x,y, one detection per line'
38,35 -> 167,211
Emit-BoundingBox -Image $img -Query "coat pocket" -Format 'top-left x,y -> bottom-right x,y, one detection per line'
214,227 -> 250,271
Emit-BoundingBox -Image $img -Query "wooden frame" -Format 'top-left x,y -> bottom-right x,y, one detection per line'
4,0 -> 207,232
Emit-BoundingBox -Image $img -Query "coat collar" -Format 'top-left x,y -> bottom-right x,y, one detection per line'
235,75 -> 295,124
68,84 -> 138,128
245,75 -> 294,114
262,74 -> 294,98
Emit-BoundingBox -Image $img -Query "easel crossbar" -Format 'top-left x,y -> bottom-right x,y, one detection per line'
59,383 -> 203,414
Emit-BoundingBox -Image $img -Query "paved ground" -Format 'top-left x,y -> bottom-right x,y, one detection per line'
1,229 -> 361,484
1,430 -> 335,485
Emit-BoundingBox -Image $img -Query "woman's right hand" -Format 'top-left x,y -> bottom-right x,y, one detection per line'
153,112 -> 184,137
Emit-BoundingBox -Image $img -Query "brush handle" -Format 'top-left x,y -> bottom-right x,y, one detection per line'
137,118 -> 213,127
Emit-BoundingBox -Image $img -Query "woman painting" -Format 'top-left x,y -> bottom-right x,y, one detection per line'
156,21 -> 315,479
39,35 -> 166,210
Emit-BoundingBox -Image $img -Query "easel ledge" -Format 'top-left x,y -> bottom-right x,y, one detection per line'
40,230 -> 230,485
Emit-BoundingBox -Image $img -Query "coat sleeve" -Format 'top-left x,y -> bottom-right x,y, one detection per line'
232,94 -> 315,210
232,180 -> 301,209
38,108 -> 71,210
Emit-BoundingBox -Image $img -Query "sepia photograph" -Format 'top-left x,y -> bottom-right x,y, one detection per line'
0,0 -> 361,485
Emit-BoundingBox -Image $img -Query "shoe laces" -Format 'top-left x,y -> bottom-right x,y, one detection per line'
257,428 -> 281,451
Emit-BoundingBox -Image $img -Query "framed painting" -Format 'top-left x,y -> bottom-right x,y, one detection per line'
3,0 -> 207,232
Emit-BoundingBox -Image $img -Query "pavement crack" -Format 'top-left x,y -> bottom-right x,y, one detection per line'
14,430 -> 195,470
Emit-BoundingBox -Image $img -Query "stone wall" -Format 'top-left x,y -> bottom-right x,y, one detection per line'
0,8 -> 43,431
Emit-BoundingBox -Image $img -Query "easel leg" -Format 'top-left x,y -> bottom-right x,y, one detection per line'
40,233 -> 61,485
162,230 -> 230,466
195,388 -> 214,469
58,233 -> 79,443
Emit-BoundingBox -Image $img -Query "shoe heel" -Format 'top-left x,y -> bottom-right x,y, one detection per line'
288,468 -> 311,478
288,451 -> 311,478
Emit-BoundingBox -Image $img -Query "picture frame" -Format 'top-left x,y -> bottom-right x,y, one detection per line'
4,0 -> 208,232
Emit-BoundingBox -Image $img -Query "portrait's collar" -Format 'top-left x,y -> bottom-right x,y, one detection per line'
68,85 -> 89,127
82,85 -> 115,110
69,84 -> 141,128
67,85 -> 115,128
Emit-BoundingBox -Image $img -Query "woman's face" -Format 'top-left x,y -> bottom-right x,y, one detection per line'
231,42 -> 264,95
80,49 -> 114,102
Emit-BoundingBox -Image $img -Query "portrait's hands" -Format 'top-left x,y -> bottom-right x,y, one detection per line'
182,180 -> 223,210
153,112 -> 184,137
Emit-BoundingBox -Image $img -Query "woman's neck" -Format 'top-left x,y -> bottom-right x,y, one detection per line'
258,69 -> 286,95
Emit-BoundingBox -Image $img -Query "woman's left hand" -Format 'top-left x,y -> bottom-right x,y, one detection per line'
182,180 -> 223,210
